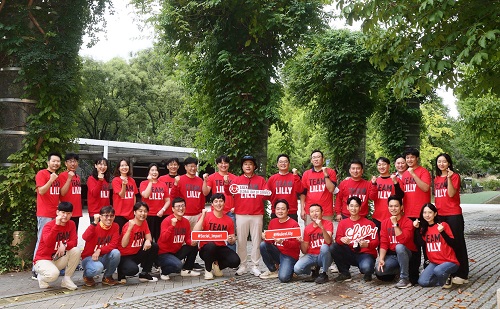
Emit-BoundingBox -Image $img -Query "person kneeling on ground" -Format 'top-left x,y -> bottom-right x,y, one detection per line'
81,206 -> 121,286
293,204 -> 333,284
157,197 -> 200,280
34,202 -> 81,290
259,199 -> 300,283
118,202 -> 159,283
193,193 -> 240,280
331,196 -> 379,282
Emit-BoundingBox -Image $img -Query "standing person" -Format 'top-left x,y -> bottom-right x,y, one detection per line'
293,204 -> 334,284
202,155 -> 237,250
434,153 -> 469,284
34,202 -> 81,290
33,152 -> 62,279
300,150 -> 337,224
266,154 -> 304,222
414,203 -> 459,289
157,197 -> 200,280
86,157 -> 111,222
368,157 -> 404,232
140,163 -> 170,243
394,155 -> 408,180
193,193 -> 240,280
59,153 -> 82,231
112,158 -> 138,232
226,155 -> 268,276
259,199 -> 300,283
158,158 -> 180,196
331,196 -> 379,282
375,196 -> 417,289
81,206 -> 121,287
118,202 -> 159,283
335,159 -> 372,221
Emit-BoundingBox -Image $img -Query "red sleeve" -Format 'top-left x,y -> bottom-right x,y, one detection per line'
335,220 -> 346,245
87,176 -> 100,198
328,168 -> 337,184
420,168 -> 432,185
112,177 -> 122,192
293,174 -> 304,195
368,181 -> 378,200
82,224 -> 96,241
334,182 -> 345,215
396,219 -> 414,246
380,220 -> 389,250
451,173 -> 461,191
140,180 -> 148,194
170,181 -> 180,199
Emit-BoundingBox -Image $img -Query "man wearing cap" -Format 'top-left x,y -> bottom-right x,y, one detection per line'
226,155 -> 268,276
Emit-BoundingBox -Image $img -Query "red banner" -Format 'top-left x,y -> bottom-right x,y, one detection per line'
264,227 -> 301,240
191,231 -> 228,241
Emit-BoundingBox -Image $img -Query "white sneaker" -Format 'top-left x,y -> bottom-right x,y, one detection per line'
61,276 -> 77,290
250,266 -> 261,277
212,263 -> 223,277
329,264 -> 339,273
235,266 -> 247,276
204,270 -> 214,280
160,274 -> 170,281
452,277 -> 469,284
180,269 -> 201,277
38,276 -> 49,289
260,270 -> 278,279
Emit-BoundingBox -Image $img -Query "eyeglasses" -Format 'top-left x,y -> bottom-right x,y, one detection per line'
173,204 -> 186,208
101,214 -> 115,218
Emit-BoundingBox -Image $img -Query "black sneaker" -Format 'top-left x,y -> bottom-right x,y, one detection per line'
315,272 -> 329,284
193,263 -> 204,271
443,275 -> 452,289
139,272 -> 158,282
303,267 -> 320,282
334,273 -> 352,282
31,271 -> 38,280
363,273 -> 372,282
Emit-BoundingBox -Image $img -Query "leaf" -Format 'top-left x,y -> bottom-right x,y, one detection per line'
340,294 -> 350,298
245,40 -> 251,47
184,289 -> 193,293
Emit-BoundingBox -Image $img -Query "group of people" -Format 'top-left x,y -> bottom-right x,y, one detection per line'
32,148 -> 469,292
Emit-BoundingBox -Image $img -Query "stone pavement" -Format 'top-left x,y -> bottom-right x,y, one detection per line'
0,204 -> 499,309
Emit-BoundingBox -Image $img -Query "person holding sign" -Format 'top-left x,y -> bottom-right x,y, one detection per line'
259,199 -> 300,282
330,196 -> 379,282
293,204 -> 334,284
192,193 -> 240,280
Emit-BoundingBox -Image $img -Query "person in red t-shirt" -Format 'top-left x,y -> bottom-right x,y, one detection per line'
112,159 -> 138,232
414,203 -> 459,288
394,155 -> 408,180
158,157 -> 180,196
118,202 -> 159,283
259,199 -> 300,283
266,154 -> 304,222
81,206 -> 120,287
86,157 -> 111,221
434,153 -> 468,284
59,153 -> 82,231
300,150 -> 337,224
140,163 -> 171,243
34,202 -> 80,290
331,196 -> 379,282
335,159 -> 372,220
293,204 -> 334,284
193,193 -> 239,280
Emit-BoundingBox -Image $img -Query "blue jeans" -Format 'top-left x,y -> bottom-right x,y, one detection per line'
33,216 -> 54,271
82,249 -> 121,278
294,244 -> 332,275
418,262 -> 459,287
226,211 -> 237,252
375,244 -> 412,280
157,245 -> 198,275
259,242 -> 297,283
330,243 -> 375,275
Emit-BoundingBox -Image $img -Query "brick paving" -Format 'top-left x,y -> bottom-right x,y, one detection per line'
0,204 -> 499,309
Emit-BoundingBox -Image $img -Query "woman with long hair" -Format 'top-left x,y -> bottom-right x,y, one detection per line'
86,157 -> 111,222
112,158 -> 138,232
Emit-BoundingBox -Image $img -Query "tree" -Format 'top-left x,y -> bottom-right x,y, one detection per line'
337,0 -> 500,98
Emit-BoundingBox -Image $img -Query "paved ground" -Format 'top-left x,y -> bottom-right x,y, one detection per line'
1,204 -> 499,309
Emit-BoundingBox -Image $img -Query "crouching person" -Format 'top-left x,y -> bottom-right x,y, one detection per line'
193,193 -> 240,280
118,202 -> 159,283
259,199 -> 300,283
81,206 -> 121,286
34,202 -> 81,290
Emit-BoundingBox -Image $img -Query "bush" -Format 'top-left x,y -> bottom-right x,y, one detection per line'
478,178 -> 500,191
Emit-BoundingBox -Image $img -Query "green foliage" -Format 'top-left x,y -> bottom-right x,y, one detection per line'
478,178 -> 500,191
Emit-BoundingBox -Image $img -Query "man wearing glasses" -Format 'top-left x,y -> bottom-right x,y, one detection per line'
59,153 -> 83,231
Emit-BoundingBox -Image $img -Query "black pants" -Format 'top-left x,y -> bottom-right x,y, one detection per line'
118,243 -> 159,280
409,216 -> 425,285
439,214 -> 469,278
70,217 -> 80,232
114,216 -> 129,234
146,215 -> 167,243
199,242 -> 240,271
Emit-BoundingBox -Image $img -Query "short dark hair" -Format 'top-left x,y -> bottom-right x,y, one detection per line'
274,199 -> 289,210
404,148 -> 420,158
276,154 -> 290,163
133,201 -> 149,212
172,197 -> 185,206
216,155 -> 230,164
394,154 -> 405,162
387,195 -> 402,206
166,158 -> 180,165
309,203 -> 323,212
435,153 -> 455,176
184,157 -> 198,166
99,205 -> 115,215
210,193 -> 225,203
65,153 -> 79,161
58,201 -> 73,212
376,157 -> 390,165
347,196 -> 362,206
350,159 -> 364,170
47,152 -> 62,162
310,150 -> 323,157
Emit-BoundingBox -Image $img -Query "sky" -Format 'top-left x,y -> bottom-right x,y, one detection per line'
79,1 -> 459,118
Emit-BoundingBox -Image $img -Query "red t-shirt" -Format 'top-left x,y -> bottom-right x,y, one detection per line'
303,219 -> 334,255
199,211 -> 235,248
402,166 -> 431,218
170,175 -> 205,216
266,217 -> 301,260
335,178 -> 372,218
33,219 -> 78,264
206,172 -> 237,213
379,216 -> 417,252
434,174 -> 462,216
140,180 -> 170,214
368,176 -> 404,222
422,222 -> 459,265
119,221 -> 151,256
158,174 -> 177,196
35,169 -> 61,218
58,171 -> 82,217
301,168 -> 337,216
335,217 -> 379,258
227,174 -> 268,215
81,222 -> 120,259
112,176 -> 138,219
157,215 -> 192,254
267,173 -> 304,215
86,176 -> 110,216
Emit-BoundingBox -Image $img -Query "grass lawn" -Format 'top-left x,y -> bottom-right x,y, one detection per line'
459,191 -> 500,204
